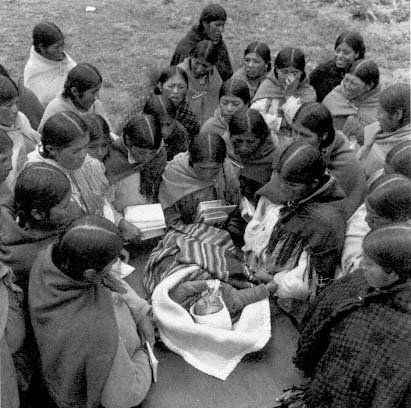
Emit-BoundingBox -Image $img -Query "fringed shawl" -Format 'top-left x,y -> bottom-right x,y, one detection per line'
201,106 -> 228,137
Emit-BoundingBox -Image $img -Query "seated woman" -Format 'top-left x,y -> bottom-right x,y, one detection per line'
231,41 -> 272,100
0,75 -> 40,196
170,3 -> 232,82
29,215 -> 153,408
360,82 -> 411,179
201,77 -> 250,137
323,59 -> 380,147
291,101 -> 366,218
38,63 -> 112,133
23,21 -> 76,107
250,47 -> 316,141
309,30 -> 365,102
243,141 -> 346,304
288,224 -> 411,408
177,40 -> 223,126
159,132 -> 240,227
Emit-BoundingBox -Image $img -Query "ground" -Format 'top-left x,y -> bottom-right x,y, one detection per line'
0,0 -> 409,132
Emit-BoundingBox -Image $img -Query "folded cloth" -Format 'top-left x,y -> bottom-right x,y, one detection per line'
152,266 -> 271,380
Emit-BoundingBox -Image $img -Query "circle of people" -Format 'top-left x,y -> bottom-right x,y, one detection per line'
1,4 -> 410,408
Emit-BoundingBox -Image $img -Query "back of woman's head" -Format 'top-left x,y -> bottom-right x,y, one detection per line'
278,141 -> 326,183
123,114 -> 162,150
33,21 -> 64,52
0,75 -> 18,105
367,174 -> 411,222
155,66 -> 188,94
82,113 -> 111,144
349,59 -> 379,88
41,111 -> 88,156
379,83 -> 410,127
385,141 -> 411,178
229,108 -> 269,141
190,40 -> 219,66
293,102 -> 335,149
363,223 -> 411,280
55,215 -> 123,281
0,129 -> 13,154
62,63 -> 102,98
335,31 -> 366,59
244,41 -> 272,71
14,163 -> 71,223
143,94 -> 176,120
189,132 -> 226,164
219,78 -> 250,105
274,47 -> 306,81
199,4 -> 227,24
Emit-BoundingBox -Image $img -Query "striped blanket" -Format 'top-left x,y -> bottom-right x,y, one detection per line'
143,223 -> 249,296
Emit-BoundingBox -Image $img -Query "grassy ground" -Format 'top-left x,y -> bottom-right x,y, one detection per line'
0,0 -> 409,130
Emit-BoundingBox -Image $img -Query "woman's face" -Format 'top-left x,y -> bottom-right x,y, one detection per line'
219,95 -> 245,122
72,84 -> 101,112
194,293 -> 223,316
360,254 -> 398,288
39,39 -> 65,62
0,149 -> 12,185
48,134 -> 90,170
88,135 -> 110,162
335,42 -> 358,70
203,20 -> 225,42
127,145 -> 157,166
161,74 -> 188,106
276,66 -> 302,89
47,189 -> 82,229
291,125 -> 321,149
377,103 -> 401,133
192,160 -> 222,181
0,97 -> 19,127
230,132 -> 261,160
191,57 -> 213,79
342,74 -> 371,100
244,52 -> 267,79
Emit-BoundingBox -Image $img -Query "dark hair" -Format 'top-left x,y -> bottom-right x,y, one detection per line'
379,83 -> 410,128
41,111 -> 89,157
14,163 -> 71,227
199,4 -> 227,25
367,174 -> 411,222
335,31 -> 366,59
349,59 -> 379,89
62,63 -> 102,99
33,21 -> 64,53
0,129 -> 13,153
385,141 -> 411,178
0,65 -> 10,79
363,223 -> 411,280
274,47 -> 307,82
229,108 -> 269,141
190,40 -> 219,66
277,141 -> 326,184
244,41 -> 272,72
219,78 -> 250,105
143,94 -> 176,120
82,113 -> 111,144
154,66 -> 189,95
189,132 -> 226,164
293,102 -> 336,149
0,75 -> 18,104
54,215 -> 123,281
122,114 -> 162,150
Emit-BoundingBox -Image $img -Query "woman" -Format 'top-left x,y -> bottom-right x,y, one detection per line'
178,40 -> 223,126
201,78 -> 250,137
360,83 -> 411,179
384,140 -> 411,178
291,101 -> 366,218
159,132 -> 240,227
29,215 -> 153,408
323,59 -> 381,146
290,224 -> 411,408
23,21 -> 76,107
170,3 -> 232,82
232,41 -> 271,99
251,47 -> 316,139
0,75 -> 40,196
309,31 -> 365,102
38,63 -> 111,133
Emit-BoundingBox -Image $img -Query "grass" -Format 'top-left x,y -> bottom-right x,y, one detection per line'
0,0 -> 409,130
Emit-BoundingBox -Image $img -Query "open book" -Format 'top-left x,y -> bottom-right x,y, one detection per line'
194,200 -> 237,226
124,204 -> 166,240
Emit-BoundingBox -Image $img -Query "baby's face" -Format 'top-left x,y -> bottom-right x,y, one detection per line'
193,293 -> 223,316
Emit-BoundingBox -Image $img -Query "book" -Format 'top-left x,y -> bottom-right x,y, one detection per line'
146,341 -> 158,383
194,200 -> 237,225
124,204 -> 166,240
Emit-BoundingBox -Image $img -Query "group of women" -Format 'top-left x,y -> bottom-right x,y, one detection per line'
0,2 -> 410,408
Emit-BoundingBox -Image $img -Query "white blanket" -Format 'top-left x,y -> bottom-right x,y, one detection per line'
152,266 -> 271,380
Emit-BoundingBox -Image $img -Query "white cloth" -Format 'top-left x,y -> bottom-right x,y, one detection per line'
23,47 -> 76,107
152,266 -> 271,380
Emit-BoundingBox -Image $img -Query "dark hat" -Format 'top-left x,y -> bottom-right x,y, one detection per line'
0,75 -> 18,104
199,4 -> 227,23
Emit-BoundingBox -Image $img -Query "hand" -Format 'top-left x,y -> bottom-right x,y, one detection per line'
254,269 -> 273,283
118,219 -> 142,246
169,280 -> 208,309
265,279 -> 279,295
137,314 -> 156,348
284,73 -> 299,96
